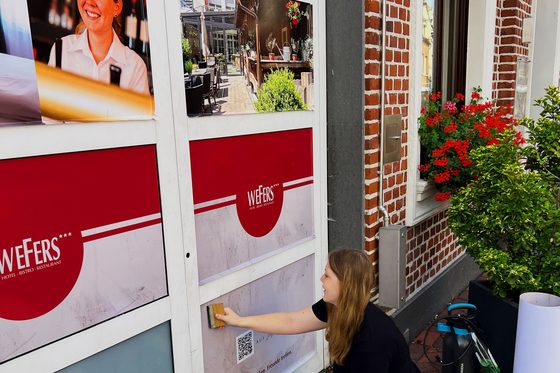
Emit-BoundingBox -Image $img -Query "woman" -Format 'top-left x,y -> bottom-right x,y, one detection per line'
216,249 -> 420,372
48,0 -> 149,95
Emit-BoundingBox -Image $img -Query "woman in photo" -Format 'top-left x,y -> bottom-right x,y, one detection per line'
216,249 -> 420,373
48,0 -> 149,95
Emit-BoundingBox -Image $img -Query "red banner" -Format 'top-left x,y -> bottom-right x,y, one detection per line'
0,146 -> 162,321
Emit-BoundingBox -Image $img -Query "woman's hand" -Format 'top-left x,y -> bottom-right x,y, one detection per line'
215,307 -> 245,328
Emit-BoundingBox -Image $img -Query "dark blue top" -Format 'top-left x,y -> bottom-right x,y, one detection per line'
312,299 -> 420,373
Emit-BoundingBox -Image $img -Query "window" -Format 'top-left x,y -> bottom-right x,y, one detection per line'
408,0 -> 490,225
427,0 -> 469,102
419,0 -> 469,185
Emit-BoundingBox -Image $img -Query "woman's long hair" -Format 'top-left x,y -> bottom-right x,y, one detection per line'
325,249 -> 373,365
75,0 -> 123,37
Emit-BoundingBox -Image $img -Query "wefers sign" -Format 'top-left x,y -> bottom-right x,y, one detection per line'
0,146 -> 167,363
190,128 -> 314,282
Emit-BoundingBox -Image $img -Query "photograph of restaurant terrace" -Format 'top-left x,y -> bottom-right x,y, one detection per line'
180,0 -> 314,116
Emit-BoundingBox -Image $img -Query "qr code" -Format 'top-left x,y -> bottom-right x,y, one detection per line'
236,329 -> 254,364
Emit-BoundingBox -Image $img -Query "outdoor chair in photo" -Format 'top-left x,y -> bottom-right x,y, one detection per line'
201,72 -> 216,112
185,82 -> 204,116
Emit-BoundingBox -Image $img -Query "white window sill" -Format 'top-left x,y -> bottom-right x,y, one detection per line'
416,179 -> 435,202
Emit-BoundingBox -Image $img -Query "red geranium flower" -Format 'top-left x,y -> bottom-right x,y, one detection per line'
435,191 -> 452,201
418,87 -> 518,202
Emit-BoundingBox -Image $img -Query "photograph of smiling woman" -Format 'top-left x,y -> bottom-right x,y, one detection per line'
47,0 -> 149,95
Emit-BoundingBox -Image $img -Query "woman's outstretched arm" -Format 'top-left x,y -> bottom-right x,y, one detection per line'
215,306 -> 326,335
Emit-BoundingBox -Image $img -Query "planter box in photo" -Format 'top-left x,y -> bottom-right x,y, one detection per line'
468,280 -> 519,373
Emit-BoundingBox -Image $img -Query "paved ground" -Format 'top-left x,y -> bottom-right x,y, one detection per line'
211,74 -> 256,115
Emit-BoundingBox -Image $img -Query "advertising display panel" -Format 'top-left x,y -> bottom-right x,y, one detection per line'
0,0 -> 154,125
0,0 -> 42,125
0,146 -> 168,364
201,255 -> 316,372
190,128 -> 314,283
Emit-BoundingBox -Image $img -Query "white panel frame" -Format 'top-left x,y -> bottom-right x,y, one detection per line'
1,0 -> 326,370
0,0 -> 192,372
165,0 -> 328,370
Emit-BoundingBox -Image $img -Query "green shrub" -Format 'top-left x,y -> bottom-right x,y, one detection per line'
448,130 -> 559,298
522,86 -> 560,185
448,87 -> 560,299
184,60 -> 193,74
182,36 -> 192,60
255,68 -> 306,112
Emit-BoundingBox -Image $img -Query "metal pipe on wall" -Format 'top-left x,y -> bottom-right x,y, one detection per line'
377,0 -> 390,227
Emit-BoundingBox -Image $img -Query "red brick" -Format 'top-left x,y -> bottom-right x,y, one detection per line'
384,79 -> 393,90
497,90 -> 515,98
365,62 -> 380,76
365,196 -> 379,210
499,72 -> 516,81
365,93 -> 380,105
365,47 -> 381,61
385,49 -> 393,61
403,23 -> 410,35
365,167 -> 379,180
365,78 -> 381,91
384,191 -> 392,202
365,211 -> 379,225
502,17 -> 522,27
365,122 -> 380,135
364,0 -> 380,13
365,151 -> 380,165
365,15 -> 381,29
503,0 -> 521,8
501,36 -> 521,45
497,81 -> 515,89
365,226 -> 379,238
365,109 -> 380,122
364,137 -> 379,150
398,8 -> 406,21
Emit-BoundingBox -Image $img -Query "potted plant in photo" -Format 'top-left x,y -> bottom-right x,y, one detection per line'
301,35 -> 313,62
444,87 -> 560,372
255,68 -> 306,112
182,35 -> 192,64
265,32 -> 276,61
290,37 -> 300,61
184,60 -> 193,76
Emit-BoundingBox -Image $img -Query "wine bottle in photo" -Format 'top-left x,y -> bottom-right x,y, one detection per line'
126,0 -> 138,49
139,0 -> 149,54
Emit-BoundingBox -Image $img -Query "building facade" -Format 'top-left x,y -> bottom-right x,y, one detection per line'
328,0 -> 545,338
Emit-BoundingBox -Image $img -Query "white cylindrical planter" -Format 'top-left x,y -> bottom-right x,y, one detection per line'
513,292 -> 560,373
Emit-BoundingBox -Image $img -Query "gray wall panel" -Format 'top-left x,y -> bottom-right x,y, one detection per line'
326,0 -> 364,251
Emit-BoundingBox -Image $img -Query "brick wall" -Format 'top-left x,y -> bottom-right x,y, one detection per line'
364,0 -> 533,298
493,0 -> 533,109
405,212 -> 461,296
364,0 -> 410,290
